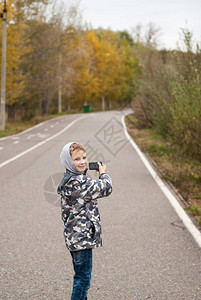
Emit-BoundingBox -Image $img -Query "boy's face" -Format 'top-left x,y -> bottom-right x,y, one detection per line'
71,149 -> 88,173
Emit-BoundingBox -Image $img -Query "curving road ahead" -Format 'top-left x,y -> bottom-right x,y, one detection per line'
0,110 -> 201,300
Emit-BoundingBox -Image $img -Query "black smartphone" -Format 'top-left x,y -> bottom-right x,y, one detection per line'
89,162 -> 102,170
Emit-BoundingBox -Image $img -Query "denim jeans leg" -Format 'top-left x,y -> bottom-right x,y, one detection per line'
70,249 -> 92,300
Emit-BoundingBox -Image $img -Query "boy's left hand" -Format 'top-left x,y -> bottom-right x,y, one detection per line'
98,162 -> 106,175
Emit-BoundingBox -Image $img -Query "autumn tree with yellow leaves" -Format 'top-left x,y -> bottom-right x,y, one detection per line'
67,29 -> 141,110
0,0 -> 48,120
0,0 -> 27,120
0,0 -> 141,121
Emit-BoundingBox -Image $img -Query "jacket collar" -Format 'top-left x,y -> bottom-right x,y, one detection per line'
57,168 -> 88,194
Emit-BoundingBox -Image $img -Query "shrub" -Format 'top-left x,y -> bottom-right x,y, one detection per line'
133,29 -> 201,161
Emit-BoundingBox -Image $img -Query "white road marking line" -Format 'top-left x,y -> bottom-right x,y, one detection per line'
13,141 -> 19,144
37,132 -> 49,138
44,128 -> 48,131
0,115 -> 87,169
122,115 -> 201,248
27,134 -> 35,139
0,147 -> 3,150
27,133 -> 49,139
50,125 -> 54,128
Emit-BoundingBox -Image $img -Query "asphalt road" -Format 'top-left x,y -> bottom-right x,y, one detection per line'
0,110 -> 201,300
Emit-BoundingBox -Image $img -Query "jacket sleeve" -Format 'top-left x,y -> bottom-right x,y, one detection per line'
79,173 -> 113,201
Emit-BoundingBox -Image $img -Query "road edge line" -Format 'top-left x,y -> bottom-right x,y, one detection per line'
122,114 -> 201,248
0,115 -> 87,169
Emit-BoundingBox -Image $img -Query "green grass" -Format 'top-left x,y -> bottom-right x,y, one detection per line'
185,205 -> 201,226
147,144 -> 170,156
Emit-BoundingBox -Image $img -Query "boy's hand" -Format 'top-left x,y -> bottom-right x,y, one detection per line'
98,162 -> 106,175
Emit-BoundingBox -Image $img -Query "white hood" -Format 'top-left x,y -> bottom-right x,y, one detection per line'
60,142 -> 80,174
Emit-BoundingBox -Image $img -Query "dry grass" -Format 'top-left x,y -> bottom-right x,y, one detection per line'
125,113 -> 201,228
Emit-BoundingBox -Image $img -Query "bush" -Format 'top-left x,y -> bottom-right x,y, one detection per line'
132,29 -> 201,161
169,47 -> 201,160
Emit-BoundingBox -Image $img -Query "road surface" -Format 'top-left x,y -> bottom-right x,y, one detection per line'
0,110 -> 201,299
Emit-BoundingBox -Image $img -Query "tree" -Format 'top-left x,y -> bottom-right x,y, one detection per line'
0,0 -> 48,120
22,18 -> 60,117
131,22 -> 161,48
21,0 -> 82,117
0,0 -> 29,120
68,29 -> 141,110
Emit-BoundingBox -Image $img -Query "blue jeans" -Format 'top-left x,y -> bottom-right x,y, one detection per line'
70,249 -> 93,300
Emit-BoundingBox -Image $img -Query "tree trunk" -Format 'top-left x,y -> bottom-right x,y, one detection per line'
42,90 -> 52,116
67,101 -> 71,113
7,104 -> 16,121
102,96 -> 105,111
108,101 -> 112,109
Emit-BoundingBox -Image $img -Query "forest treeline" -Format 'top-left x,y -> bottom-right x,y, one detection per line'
0,0 -> 141,120
0,0 -> 201,161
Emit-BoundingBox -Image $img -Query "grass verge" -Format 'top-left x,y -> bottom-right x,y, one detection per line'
125,113 -> 201,229
0,114 -> 65,138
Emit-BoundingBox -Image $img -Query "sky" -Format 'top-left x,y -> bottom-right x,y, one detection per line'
79,0 -> 201,50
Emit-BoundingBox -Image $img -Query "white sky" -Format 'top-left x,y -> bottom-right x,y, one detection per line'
79,0 -> 201,50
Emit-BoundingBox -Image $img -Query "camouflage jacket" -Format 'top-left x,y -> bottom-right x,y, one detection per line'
57,171 -> 112,251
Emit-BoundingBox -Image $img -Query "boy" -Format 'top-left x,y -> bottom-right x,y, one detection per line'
57,142 -> 113,300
